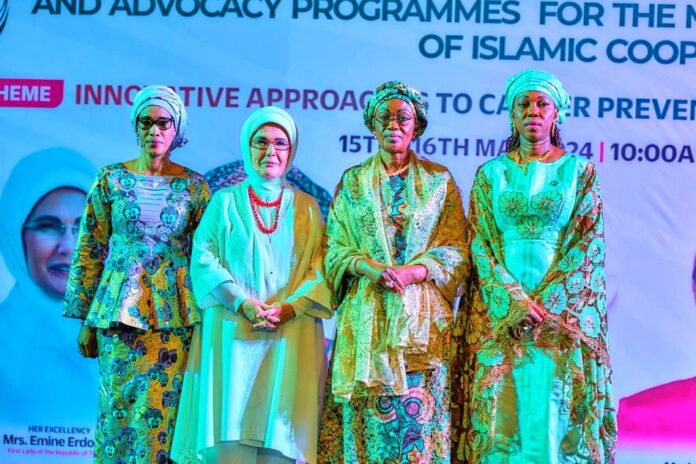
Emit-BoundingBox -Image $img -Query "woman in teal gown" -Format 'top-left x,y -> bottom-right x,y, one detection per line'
452,69 -> 617,464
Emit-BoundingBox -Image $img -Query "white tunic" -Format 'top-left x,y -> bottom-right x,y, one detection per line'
171,181 -> 332,464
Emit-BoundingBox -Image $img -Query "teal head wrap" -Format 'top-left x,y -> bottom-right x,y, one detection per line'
504,69 -> 570,127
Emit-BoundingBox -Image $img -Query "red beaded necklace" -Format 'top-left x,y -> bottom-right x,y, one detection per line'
248,185 -> 283,234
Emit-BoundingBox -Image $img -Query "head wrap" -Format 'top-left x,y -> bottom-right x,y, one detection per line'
504,69 -> 571,126
239,106 -> 299,197
0,148 -> 95,306
130,85 -> 188,150
363,81 -> 428,138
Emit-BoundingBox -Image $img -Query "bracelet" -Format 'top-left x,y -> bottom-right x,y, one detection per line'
349,257 -> 363,276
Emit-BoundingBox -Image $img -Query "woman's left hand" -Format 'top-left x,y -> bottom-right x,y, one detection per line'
385,265 -> 428,293
77,325 -> 98,358
258,303 -> 296,329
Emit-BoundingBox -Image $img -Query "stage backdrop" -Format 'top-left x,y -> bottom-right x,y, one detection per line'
2,1 -> 696,462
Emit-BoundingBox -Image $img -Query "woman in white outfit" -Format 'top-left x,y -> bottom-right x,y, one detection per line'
171,106 -> 332,464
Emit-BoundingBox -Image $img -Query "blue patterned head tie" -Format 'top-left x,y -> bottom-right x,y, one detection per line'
363,81 -> 428,139
504,69 -> 571,126
130,85 -> 189,151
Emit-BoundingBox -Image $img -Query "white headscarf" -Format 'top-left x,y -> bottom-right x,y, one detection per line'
239,106 -> 298,200
0,148 -> 95,307
130,85 -> 189,150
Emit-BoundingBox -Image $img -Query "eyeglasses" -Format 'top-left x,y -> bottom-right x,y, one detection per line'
24,218 -> 80,239
136,117 -> 174,131
250,138 -> 291,151
373,113 -> 415,127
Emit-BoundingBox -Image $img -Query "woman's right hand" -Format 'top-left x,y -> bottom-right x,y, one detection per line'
239,298 -> 277,331
512,301 -> 546,338
77,325 -> 98,358
239,298 -> 267,323
525,301 -> 545,326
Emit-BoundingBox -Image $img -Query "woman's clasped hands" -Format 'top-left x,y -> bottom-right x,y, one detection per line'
238,298 -> 295,332
355,258 -> 427,294
510,301 -> 546,339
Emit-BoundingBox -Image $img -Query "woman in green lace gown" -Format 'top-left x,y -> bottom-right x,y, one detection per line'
452,70 -> 617,464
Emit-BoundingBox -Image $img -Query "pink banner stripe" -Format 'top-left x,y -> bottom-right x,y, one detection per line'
0,78 -> 64,108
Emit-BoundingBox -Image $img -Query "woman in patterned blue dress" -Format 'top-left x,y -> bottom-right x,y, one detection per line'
63,86 -> 210,463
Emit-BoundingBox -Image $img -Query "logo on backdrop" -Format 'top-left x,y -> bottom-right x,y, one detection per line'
0,78 -> 64,108
0,0 -> 8,34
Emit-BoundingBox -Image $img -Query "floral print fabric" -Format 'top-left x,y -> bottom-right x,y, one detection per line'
318,364 -> 451,464
63,163 -> 210,329
324,152 -> 467,401
451,154 -> 616,464
320,152 -> 465,463
385,171 -> 409,265
95,326 -> 192,464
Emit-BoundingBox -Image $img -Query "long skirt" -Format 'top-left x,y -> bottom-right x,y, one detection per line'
482,346 -> 584,464
198,442 -> 297,463
318,365 -> 450,464
94,326 -> 192,464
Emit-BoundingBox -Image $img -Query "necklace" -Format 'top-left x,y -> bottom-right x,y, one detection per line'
514,147 -> 553,175
381,149 -> 411,177
248,186 -> 283,234
386,162 -> 409,177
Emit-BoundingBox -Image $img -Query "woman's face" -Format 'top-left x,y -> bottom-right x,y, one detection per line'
373,98 -> 416,155
250,124 -> 291,180
511,90 -> 558,143
136,105 -> 177,158
22,187 -> 86,300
